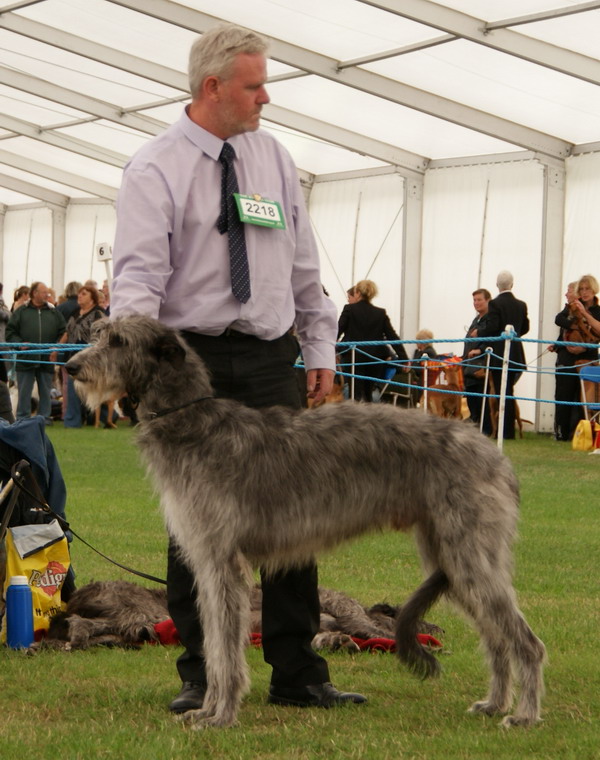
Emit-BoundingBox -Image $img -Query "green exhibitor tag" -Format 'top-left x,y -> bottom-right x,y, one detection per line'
234,194 -> 286,229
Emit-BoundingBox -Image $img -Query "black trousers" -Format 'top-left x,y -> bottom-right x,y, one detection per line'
167,329 -> 329,689
554,364 -> 582,441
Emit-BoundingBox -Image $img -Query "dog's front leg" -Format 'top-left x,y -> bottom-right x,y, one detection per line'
178,551 -> 251,729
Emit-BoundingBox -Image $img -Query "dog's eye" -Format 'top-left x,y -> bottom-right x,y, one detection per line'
108,334 -> 124,348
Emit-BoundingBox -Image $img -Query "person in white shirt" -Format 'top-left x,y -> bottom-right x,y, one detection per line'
110,24 -> 365,714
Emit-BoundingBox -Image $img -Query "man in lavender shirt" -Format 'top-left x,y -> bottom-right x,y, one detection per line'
110,24 -> 366,713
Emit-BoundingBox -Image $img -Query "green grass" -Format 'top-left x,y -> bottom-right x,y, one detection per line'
1,427 -> 598,759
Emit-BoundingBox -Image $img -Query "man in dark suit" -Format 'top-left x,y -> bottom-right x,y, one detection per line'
479,271 -> 529,440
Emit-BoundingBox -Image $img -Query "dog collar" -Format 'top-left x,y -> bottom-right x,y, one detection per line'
146,395 -> 214,420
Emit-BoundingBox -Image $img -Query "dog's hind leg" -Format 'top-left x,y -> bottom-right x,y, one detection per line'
459,587 -> 545,726
179,550 -> 252,729
461,600 -> 514,717
498,607 -> 545,727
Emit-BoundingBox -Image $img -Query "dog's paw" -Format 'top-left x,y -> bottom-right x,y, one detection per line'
500,714 -> 542,728
177,708 -> 237,729
416,619 -> 445,638
312,632 -> 360,653
468,700 -> 504,717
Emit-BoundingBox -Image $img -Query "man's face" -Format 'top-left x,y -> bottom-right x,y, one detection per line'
473,293 -> 489,314
215,53 -> 270,137
31,284 -> 48,307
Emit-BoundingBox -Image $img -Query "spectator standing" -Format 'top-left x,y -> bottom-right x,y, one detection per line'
11,286 -> 29,312
0,283 -> 13,422
553,281 -> 580,440
6,282 -> 65,423
52,285 -> 106,428
554,275 -> 600,439
462,288 -> 492,434
479,271 -> 529,440
337,279 -> 408,402
110,24 -> 365,714
0,283 -> 9,344
57,281 -> 83,322
101,280 -> 110,316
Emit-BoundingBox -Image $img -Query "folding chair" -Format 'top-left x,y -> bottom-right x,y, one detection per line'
579,364 -> 600,423
379,364 -> 414,407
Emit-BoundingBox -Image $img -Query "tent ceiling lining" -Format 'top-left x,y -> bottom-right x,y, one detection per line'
0,0 -> 599,205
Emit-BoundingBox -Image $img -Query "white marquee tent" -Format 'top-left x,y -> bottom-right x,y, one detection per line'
2,0 -> 600,430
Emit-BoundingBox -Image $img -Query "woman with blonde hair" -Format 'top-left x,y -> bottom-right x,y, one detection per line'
338,279 -> 407,401
554,274 -> 600,440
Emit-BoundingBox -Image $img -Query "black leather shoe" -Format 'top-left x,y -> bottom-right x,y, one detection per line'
267,682 -> 367,708
168,681 -> 206,713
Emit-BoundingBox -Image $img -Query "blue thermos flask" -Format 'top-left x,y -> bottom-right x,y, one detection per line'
6,575 -> 34,649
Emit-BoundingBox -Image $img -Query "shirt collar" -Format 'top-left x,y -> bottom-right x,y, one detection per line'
179,107 -> 243,160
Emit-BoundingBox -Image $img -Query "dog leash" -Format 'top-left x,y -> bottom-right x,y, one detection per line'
7,461 -> 167,586
145,395 -> 214,420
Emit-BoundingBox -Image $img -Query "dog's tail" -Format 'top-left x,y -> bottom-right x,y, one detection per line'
396,568 -> 449,678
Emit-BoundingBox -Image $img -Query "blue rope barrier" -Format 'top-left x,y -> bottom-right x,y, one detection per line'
3,334 -> 598,413
308,333 -> 600,418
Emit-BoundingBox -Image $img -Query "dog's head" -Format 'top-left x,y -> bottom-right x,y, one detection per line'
65,315 -> 192,408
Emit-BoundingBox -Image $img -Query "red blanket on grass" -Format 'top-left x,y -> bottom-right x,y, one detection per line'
153,619 -> 442,652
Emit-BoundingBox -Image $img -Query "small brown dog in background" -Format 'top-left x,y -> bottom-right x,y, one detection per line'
426,365 -> 463,419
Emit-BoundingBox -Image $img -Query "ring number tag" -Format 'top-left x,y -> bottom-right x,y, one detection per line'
234,194 -> 286,229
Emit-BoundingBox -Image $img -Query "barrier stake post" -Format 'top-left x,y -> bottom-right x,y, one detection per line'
350,347 -> 355,401
497,325 -> 514,452
480,347 -> 493,435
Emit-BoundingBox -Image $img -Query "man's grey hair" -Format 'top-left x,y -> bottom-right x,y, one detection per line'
496,270 -> 514,291
64,281 -> 83,298
188,24 -> 269,98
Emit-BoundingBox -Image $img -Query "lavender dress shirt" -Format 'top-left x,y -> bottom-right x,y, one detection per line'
110,108 -> 337,372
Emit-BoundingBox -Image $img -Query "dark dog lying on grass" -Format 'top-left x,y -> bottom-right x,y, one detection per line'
34,579 -> 443,653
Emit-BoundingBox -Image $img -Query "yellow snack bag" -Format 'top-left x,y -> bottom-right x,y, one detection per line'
1,520 -> 70,642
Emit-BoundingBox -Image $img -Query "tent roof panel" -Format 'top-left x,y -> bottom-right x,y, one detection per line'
175,0 -> 438,59
267,76 -> 521,159
0,164 -> 96,200
0,136 -> 124,187
57,121 -> 149,159
0,0 -> 599,204
0,82 -> 92,126
0,33 -> 183,107
370,39 -> 600,144
16,0 -> 196,70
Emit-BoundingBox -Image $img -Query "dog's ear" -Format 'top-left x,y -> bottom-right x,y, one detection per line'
153,334 -> 186,369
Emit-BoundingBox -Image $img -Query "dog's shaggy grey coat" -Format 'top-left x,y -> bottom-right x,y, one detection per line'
66,315 -> 545,729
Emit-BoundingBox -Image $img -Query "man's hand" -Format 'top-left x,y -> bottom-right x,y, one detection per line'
306,368 -> 335,405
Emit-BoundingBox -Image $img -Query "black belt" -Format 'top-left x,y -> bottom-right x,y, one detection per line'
221,327 -> 256,338
182,327 -> 294,341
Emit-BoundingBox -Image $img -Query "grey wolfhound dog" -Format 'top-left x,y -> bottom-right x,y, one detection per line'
65,315 -> 545,729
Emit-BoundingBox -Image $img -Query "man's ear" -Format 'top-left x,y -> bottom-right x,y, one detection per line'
203,74 -> 221,102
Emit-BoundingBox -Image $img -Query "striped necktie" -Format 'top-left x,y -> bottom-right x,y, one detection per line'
217,142 -> 251,303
